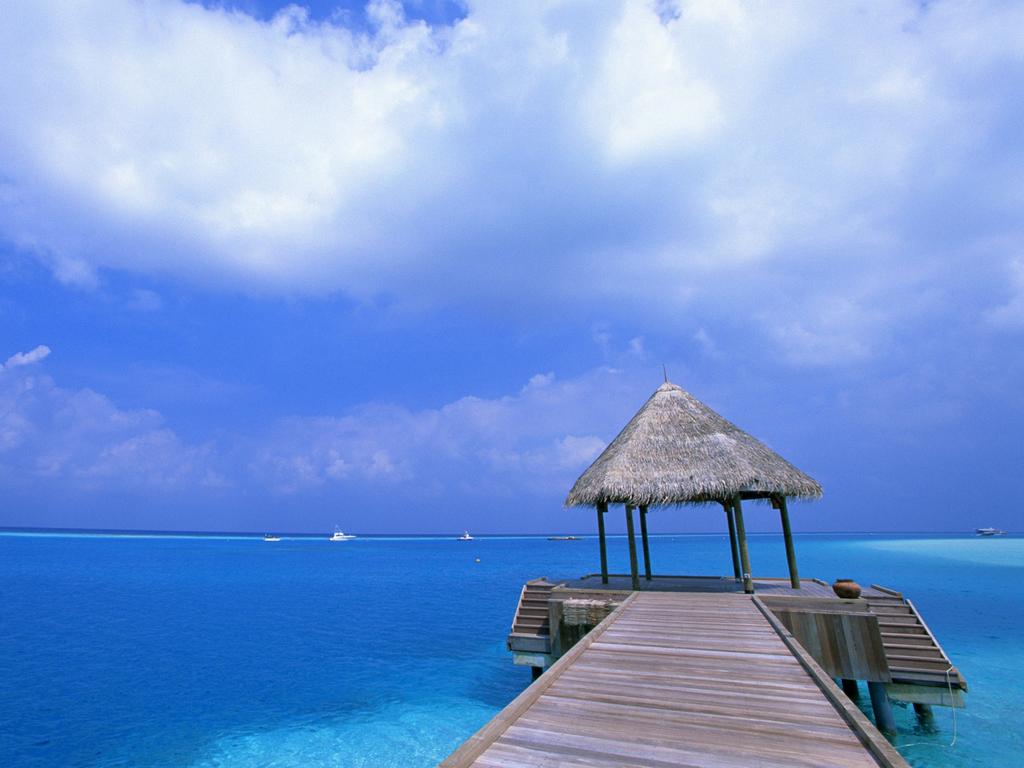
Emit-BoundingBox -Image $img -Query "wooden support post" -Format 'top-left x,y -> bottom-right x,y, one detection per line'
913,702 -> 933,720
732,496 -> 754,593
724,501 -> 741,581
625,505 -> 640,591
639,505 -> 652,581
868,681 -> 896,734
531,666 -> 543,681
596,502 -> 609,585
842,679 -> 860,699
777,495 -> 800,589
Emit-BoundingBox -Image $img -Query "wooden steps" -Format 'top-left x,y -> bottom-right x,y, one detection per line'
510,579 -> 556,638
864,591 -> 966,691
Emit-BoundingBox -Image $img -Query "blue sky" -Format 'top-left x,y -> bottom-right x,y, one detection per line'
1,0 -> 1022,534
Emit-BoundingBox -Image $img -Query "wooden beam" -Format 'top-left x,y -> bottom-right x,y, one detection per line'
752,597 -> 910,768
596,502 -> 609,585
739,490 -> 776,501
732,496 -> 754,593
868,681 -> 897,734
723,500 -> 741,580
777,495 -> 800,589
638,505 -> 652,581
624,505 -> 640,591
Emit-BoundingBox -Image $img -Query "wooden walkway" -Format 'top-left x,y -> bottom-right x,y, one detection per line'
444,592 -> 907,768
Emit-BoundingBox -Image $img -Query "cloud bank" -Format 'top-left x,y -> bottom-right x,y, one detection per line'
2,0 -> 1023,364
0,346 -> 643,503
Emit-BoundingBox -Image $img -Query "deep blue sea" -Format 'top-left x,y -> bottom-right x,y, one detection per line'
1,531 -> 1020,767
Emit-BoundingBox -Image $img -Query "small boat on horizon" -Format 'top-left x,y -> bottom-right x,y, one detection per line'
976,527 -> 1008,536
547,535 -> 579,541
263,534 -> 281,542
458,531 -> 474,541
329,527 -> 356,541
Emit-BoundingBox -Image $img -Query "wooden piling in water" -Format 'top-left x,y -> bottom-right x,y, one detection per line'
868,680 -> 897,733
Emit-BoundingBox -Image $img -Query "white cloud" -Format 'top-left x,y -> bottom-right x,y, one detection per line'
246,366 -> 642,495
0,364 -> 217,490
3,345 -> 51,370
0,0 -> 1022,364
0,356 -> 645,500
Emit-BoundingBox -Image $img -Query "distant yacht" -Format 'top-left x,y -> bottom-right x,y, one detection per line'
458,531 -> 474,541
263,534 -> 281,542
976,527 -> 1007,536
547,535 -> 579,541
329,527 -> 356,542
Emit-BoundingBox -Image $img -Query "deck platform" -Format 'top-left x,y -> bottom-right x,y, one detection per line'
557,573 -> 893,598
444,591 -> 908,768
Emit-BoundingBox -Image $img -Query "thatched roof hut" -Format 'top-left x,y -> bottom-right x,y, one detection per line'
567,380 -> 821,593
566,382 -> 822,507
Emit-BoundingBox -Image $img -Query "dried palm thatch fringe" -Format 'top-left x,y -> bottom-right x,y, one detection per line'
566,382 -> 822,508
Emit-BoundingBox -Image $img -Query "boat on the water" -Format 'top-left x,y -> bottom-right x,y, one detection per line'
329,527 -> 356,541
976,527 -> 1008,536
547,536 -> 579,541
458,531 -> 474,541
263,534 -> 281,542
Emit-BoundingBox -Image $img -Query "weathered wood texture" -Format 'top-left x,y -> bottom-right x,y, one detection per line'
625,505 -> 640,590
760,598 -> 891,683
776,494 -> 800,589
862,590 -> 967,693
732,496 -> 754,593
449,592 -> 907,768
507,579 -> 556,656
596,503 -> 609,584
752,598 -> 908,768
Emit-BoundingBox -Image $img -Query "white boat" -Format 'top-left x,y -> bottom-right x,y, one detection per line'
263,534 -> 281,542
329,527 -> 356,541
458,531 -> 474,541
976,527 -> 1007,536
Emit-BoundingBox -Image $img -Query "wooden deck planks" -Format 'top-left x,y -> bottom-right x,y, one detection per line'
446,592 -> 906,767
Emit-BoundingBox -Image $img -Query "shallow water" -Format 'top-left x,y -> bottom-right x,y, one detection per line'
0,532 -> 1019,767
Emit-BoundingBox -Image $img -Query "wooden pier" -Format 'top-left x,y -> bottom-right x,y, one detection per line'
445,381 -> 968,765
443,590 -> 908,767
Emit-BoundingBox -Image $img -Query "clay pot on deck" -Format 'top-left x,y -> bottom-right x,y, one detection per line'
832,579 -> 862,599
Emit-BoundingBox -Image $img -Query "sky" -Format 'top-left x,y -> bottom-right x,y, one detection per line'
1,0 -> 1022,535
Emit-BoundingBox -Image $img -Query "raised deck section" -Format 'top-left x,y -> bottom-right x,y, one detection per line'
508,578 -> 556,655
863,585 -> 966,703
447,591 -> 907,768
508,574 -> 966,704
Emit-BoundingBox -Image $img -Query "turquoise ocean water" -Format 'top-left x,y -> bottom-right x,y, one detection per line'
1,531 -> 1020,767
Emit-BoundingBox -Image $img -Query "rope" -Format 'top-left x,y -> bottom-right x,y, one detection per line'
897,664 -> 958,750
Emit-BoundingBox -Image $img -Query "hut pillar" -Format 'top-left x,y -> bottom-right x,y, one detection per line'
723,501 -> 741,581
775,495 -> 800,589
639,505 -> 652,581
625,505 -> 640,591
732,496 -> 754,594
596,502 -> 609,584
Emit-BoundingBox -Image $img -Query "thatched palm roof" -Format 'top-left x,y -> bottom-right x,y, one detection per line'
565,382 -> 822,507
